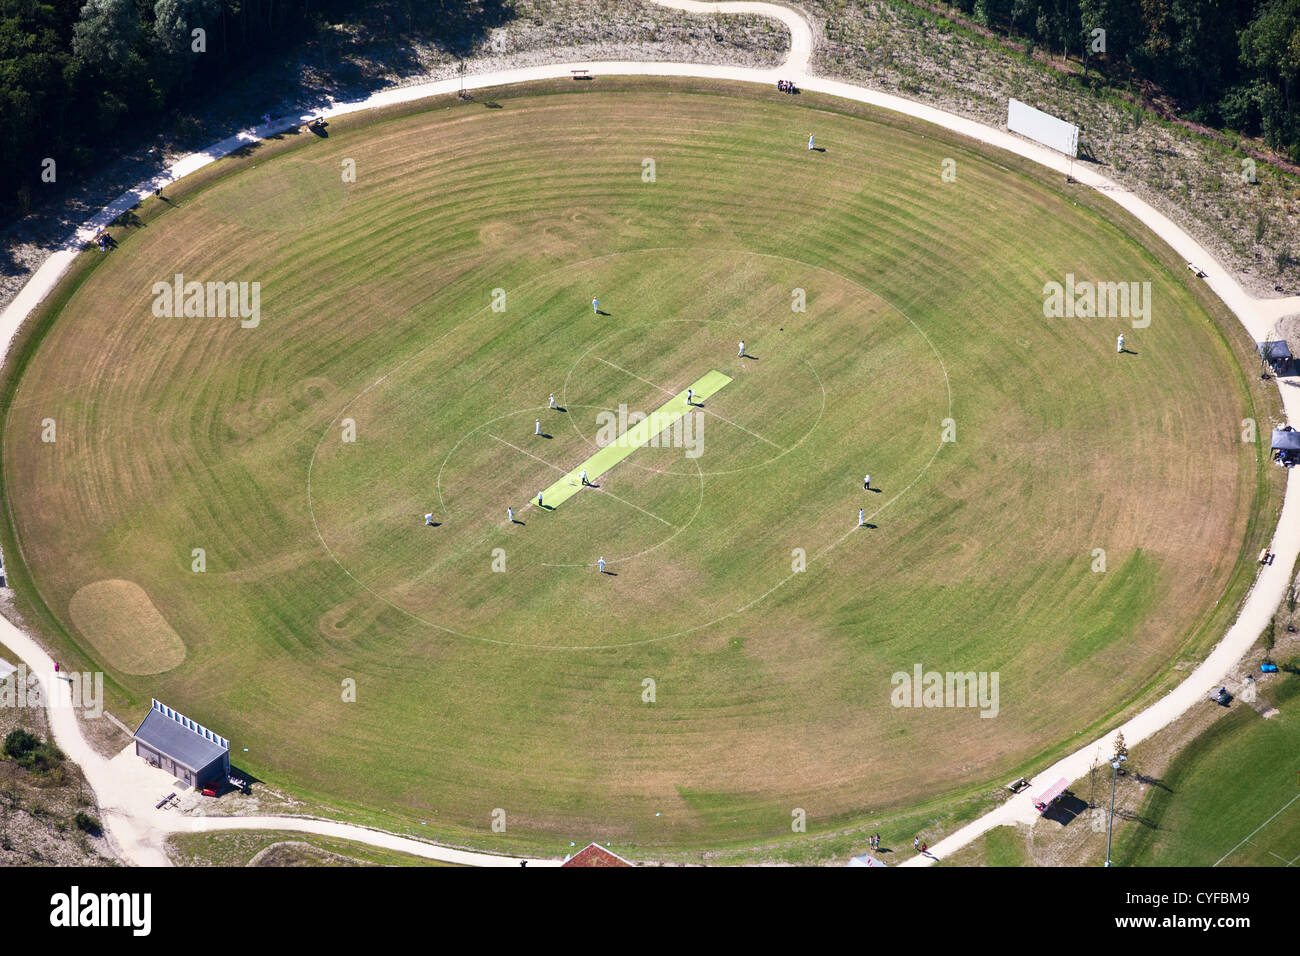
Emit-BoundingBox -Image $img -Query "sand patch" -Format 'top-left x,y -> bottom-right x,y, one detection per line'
69,580 -> 186,675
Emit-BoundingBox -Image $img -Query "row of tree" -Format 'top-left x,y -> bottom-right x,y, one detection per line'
950,0 -> 1300,162
0,0 -> 508,217
3,1 -> 1297,218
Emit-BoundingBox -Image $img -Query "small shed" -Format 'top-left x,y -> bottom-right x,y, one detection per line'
132,698 -> 230,789
562,843 -> 634,867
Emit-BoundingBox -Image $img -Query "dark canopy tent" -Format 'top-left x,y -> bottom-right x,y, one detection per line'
1272,429 -> 1300,452
1259,341 -> 1292,368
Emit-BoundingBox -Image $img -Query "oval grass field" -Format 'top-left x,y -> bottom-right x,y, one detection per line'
1,80 -> 1280,851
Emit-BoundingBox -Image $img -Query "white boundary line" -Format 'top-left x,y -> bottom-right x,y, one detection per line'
1213,791 -> 1300,867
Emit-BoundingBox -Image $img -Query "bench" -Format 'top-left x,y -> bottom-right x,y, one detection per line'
1005,777 -> 1029,793
1187,262 -> 1207,278
155,792 -> 176,809
570,69 -> 592,80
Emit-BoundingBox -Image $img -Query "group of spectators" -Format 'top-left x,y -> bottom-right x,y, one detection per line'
776,79 -> 798,94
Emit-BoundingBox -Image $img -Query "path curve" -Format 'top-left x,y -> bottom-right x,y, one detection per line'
0,0 -> 1297,867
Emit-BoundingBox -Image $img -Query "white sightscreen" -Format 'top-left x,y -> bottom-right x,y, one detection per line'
1007,98 -> 1079,157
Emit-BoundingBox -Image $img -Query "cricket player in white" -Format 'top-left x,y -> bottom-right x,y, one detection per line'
738,340 -> 745,357
859,508 -> 865,527
1117,334 -> 1125,353
549,394 -> 556,409
598,556 -> 606,573
808,134 -> 814,150
425,513 -> 434,526
535,419 -> 541,435
592,297 -> 599,314
508,506 -> 514,523
864,474 -> 871,490
581,470 -> 588,486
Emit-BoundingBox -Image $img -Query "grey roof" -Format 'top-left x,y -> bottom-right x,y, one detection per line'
1273,429 -> 1300,451
1260,340 -> 1292,360
133,708 -> 228,773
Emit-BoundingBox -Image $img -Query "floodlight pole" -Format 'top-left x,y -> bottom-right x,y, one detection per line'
1105,754 -> 1126,867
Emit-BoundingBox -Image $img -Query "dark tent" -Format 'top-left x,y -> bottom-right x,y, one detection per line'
1271,429 -> 1300,452
1259,341 -> 1293,375
1260,341 -> 1292,361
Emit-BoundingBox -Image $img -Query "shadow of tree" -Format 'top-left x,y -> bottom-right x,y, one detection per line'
109,209 -> 144,231
3,0 -> 520,291
1132,772 -> 1172,793
1115,807 -> 1160,830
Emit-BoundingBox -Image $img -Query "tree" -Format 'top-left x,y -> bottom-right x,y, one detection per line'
1241,0 -> 1300,106
2,729 -> 39,760
71,0 -> 141,68
1112,729 -> 1128,763
1009,0 -> 1032,38
154,0 -> 220,57
1240,0 -> 1300,157
1079,0 -> 1107,75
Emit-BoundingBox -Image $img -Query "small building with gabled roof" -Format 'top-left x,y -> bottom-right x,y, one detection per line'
562,843 -> 634,867
133,698 -> 230,789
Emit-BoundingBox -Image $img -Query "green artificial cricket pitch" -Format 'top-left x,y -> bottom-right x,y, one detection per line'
538,369 -> 732,508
